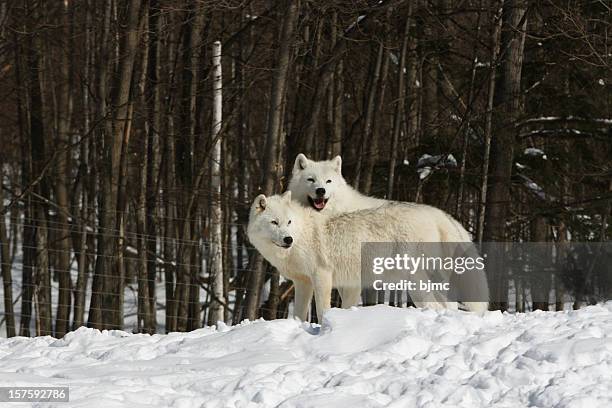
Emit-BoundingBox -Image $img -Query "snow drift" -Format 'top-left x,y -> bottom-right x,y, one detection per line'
1,304 -> 612,407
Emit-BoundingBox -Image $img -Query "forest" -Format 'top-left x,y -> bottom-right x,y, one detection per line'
0,0 -> 610,338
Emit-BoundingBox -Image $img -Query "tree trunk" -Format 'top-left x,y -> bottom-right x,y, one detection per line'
174,3 -> 204,331
137,90 -> 152,334
88,0 -> 112,330
208,40 -> 226,325
476,1 -> 504,244
35,205 -> 52,336
354,42 -> 384,188
145,0 -> 162,334
388,8 -> 413,199
456,3 -> 483,219
327,11 -> 343,158
245,0 -> 300,321
54,0 -> 74,337
25,2 -> 52,336
361,34 -> 390,195
483,0 -> 528,312
530,216 -> 550,311
0,181 -> 15,337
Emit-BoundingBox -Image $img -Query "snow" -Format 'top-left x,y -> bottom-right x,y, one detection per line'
515,162 -> 528,170
524,147 -> 547,160
519,116 -> 612,126
445,154 -> 457,167
416,154 -> 458,181
418,167 -> 431,180
346,15 -> 366,33
2,304 -> 612,407
389,53 -> 398,65
518,174 -> 555,202
417,154 -> 457,168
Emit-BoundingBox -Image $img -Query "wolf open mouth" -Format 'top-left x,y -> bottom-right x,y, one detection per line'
275,243 -> 292,249
308,196 -> 328,211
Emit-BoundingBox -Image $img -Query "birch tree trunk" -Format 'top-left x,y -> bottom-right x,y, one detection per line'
35,205 -> 52,336
209,40 -> 225,324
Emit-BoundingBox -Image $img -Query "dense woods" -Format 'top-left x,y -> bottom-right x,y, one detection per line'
0,0 -> 610,337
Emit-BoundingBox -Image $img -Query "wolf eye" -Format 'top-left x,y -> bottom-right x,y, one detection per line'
271,220 -> 278,226
307,178 -> 315,183
326,179 -> 332,183
288,220 -> 292,225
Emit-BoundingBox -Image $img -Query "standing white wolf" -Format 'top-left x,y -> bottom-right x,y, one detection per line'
247,192 -> 489,322
287,153 -> 489,313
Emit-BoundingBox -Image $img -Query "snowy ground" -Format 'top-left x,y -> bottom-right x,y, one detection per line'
1,304 -> 612,408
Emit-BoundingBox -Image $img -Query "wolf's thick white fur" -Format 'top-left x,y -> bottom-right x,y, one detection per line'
287,154 -> 387,214
287,153 -> 489,313
247,192 -> 489,322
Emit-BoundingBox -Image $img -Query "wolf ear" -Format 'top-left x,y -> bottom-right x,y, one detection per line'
294,153 -> 308,171
281,190 -> 292,201
254,194 -> 267,213
332,155 -> 342,173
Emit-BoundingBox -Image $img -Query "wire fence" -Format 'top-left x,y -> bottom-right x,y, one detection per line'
0,193 -> 606,338
0,201 -> 272,337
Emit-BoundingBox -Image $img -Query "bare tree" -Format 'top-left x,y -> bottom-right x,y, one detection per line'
0,181 -> 15,337
388,5 -> 414,198
483,0 -> 529,311
209,40 -> 225,324
245,0 -> 301,321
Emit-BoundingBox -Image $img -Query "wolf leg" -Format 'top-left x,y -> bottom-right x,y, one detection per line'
462,302 -> 489,312
293,280 -> 314,321
313,272 -> 333,322
338,287 -> 361,308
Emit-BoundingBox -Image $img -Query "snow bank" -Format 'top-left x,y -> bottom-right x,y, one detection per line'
1,304 -> 612,407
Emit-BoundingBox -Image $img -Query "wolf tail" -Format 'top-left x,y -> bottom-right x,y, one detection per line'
440,214 -> 490,313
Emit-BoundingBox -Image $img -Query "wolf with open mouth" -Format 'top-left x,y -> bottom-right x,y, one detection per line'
287,153 -> 387,214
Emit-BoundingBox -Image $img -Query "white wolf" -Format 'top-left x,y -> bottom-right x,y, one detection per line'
247,192 -> 489,322
287,153 -> 489,313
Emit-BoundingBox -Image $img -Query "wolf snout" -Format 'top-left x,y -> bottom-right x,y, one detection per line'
315,187 -> 326,197
283,236 -> 293,247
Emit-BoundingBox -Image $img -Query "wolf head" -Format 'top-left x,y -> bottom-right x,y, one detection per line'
287,153 -> 346,212
247,191 -> 300,259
